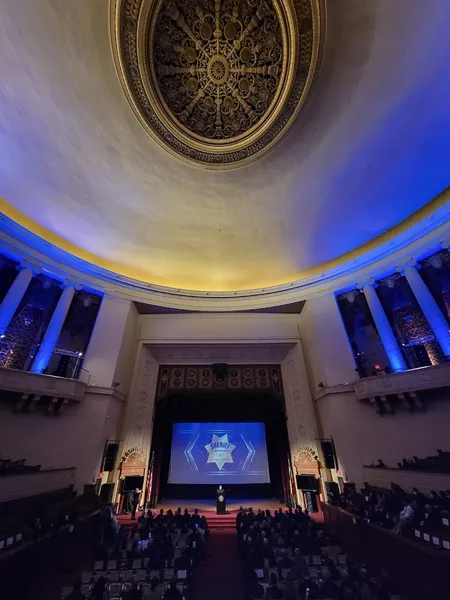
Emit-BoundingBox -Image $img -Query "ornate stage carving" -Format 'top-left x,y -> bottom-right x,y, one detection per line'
110,0 -> 322,168
156,364 -> 284,397
120,446 -> 148,477
294,445 -> 320,477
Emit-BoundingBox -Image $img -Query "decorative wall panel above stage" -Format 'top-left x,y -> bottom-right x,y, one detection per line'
156,364 -> 283,397
111,0 -> 322,168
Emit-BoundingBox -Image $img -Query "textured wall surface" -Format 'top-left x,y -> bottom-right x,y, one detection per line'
318,389 -> 450,489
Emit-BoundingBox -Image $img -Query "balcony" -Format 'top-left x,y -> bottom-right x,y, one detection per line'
0,467 -> 76,503
0,366 -> 87,402
354,362 -> 450,400
0,367 -> 125,415
362,465 -> 450,496
316,362 -> 450,414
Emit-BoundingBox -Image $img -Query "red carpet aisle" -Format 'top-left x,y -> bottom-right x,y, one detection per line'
192,528 -> 245,600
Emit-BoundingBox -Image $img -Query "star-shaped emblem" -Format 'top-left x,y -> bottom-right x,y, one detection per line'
204,434 -> 236,471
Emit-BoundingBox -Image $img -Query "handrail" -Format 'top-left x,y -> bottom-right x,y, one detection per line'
363,464 -> 450,477
0,466 -> 76,479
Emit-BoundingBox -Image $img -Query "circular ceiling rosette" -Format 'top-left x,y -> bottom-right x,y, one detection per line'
111,0 -> 323,169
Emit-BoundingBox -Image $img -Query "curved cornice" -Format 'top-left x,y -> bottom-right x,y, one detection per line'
0,188 -> 449,310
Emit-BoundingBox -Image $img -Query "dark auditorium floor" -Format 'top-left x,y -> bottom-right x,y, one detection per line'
192,529 -> 245,600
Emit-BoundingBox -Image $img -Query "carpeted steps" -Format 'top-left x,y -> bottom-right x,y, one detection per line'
207,514 -> 236,530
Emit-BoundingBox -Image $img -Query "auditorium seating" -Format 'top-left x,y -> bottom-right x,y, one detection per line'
397,449 -> 450,473
331,480 -> 450,551
0,482 -> 99,559
0,457 -> 41,476
237,507 -> 400,599
364,449 -> 450,474
60,507 -> 208,599
323,502 -> 449,600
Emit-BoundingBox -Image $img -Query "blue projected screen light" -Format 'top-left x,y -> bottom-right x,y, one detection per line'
168,422 -> 270,484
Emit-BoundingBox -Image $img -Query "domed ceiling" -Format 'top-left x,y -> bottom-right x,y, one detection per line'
0,0 -> 449,294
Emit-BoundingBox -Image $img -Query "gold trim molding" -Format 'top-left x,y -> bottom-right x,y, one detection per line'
0,189 -> 449,296
110,0 -> 323,169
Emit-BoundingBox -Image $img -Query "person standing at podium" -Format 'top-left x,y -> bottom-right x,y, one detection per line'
130,488 -> 141,520
216,484 -> 226,514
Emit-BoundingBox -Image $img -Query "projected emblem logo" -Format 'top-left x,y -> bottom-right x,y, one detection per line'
204,434 -> 236,471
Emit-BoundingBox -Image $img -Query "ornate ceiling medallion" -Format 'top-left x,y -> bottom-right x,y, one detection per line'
111,0 -> 322,169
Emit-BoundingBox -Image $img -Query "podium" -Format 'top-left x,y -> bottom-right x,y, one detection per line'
216,488 -> 226,515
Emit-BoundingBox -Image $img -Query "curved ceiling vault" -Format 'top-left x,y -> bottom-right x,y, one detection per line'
0,0 -> 449,295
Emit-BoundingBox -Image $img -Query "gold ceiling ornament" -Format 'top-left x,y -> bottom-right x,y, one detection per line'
111,0 -> 323,169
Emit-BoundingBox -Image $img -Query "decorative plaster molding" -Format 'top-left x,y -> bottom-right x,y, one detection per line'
0,195 -> 449,310
155,364 -> 284,398
123,447 -> 147,464
356,278 -> 376,290
294,446 -> 319,463
281,343 -> 319,460
110,0 -> 323,169
85,386 -> 126,402
62,279 -> 82,291
146,343 -> 295,364
121,346 -> 158,470
395,257 -> 419,274
19,258 -> 42,275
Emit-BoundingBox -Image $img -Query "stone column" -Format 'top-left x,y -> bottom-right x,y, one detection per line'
399,261 -> 450,357
0,260 -> 41,336
357,279 -> 407,372
281,342 -> 319,508
82,295 -> 136,389
31,280 -> 81,374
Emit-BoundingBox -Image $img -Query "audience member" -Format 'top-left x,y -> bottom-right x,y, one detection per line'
237,504 -> 398,600
266,573 -> 283,599
66,579 -> 85,600
142,577 -> 160,600
124,582 -> 142,600
163,579 -> 183,600
89,576 -> 107,600
331,482 -> 449,540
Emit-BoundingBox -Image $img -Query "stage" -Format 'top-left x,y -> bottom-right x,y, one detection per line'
156,497 -> 285,513
116,498 -> 323,528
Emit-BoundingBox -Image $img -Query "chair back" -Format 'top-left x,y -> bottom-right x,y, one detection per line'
122,569 -> 133,582
81,571 -> 92,584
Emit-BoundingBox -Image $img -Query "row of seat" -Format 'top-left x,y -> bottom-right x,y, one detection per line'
265,552 -> 347,566
61,581 -> 187,600
82,567 -> 188,584
255,563 -> 347,581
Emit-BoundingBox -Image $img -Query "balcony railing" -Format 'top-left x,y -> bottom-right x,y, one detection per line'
354,362 -> 450,401
0,467 -> 76,503
315,362 -> 450,413
0,366 -> 87,401
362,465 -> 450,496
